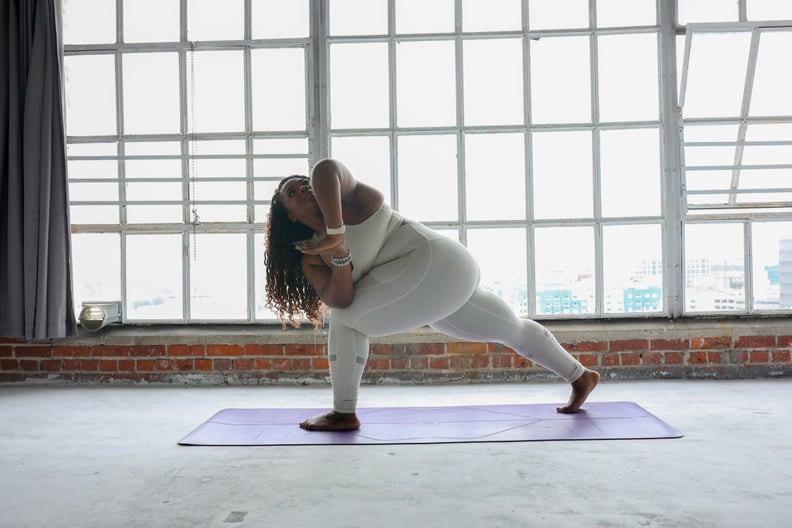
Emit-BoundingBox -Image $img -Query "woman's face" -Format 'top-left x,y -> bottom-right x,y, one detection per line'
278,176 -> 318,223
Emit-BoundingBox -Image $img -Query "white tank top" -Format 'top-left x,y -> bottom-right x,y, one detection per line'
344,203 -> 406,283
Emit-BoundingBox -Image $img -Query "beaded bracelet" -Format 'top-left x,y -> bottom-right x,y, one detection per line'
331,250 -> 353,267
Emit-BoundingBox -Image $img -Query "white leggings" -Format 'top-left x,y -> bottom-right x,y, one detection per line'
328,222 -> 585,413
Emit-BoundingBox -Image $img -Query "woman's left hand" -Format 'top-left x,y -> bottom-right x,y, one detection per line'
294,233 -> 345,255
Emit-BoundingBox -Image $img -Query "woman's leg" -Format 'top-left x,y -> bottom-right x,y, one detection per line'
430,287 -> 599,411
301,226 -> 480,430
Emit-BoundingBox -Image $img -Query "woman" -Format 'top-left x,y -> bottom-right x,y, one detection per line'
265,158 -> 600,431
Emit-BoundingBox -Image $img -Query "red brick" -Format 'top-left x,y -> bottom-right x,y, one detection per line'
691,336 -> 731,349
492,355 -> 513,368
576,353 -> 599,367
245,344 -> 283,356
391,357 -> 409,369
194,359 -> 212,371
14,345 -> 52,358
610,339 -> 649,352
232,358 -> 252,370
773,350 -> 791,363
565,340 -> 608,352
207,344 -> 244,357
430,357 -> 448,369
291,358 -> 312,370
286,344 -> 324,357
166,345 -> 191,356
450,356 -> 472,370
52,345 -> 90,357
99,360 -> 118,372
447,342 -> 486,354
136,360 -> 155,372
190,345 -> 206,357
0,337 -> 25,344
118,360 -> 136,372
174,358 -> 193,370
749,350 -> 770,363
0,359 -> 18,370
91,345 -> 127,357
0,346 -> 12,357
18,359 -> 39,371
312,358 -> 329,370
514,357 -> 534,368
367,358 -> 390,370
155,359 -> 174,371
133,345 -> 167,357
689,351 -> 707,364
707,351 -> 724,364
253,358 -> 272,370
602,353 -> 620,367
736,336 -> 775,348
80,359 -> 99,371
621,353 -> 641,366
272,358 -> 291,370
778,336 -> 792,347
664,352 -> 684,365
651,338 -> 690,351
407,343 -> 444,356
471,355 -> 490,369
410,357 -> 429,369
370,344 -> 393,356
62,358 -> 80,370
40,359 -> 62,372
213,358 -> 232,370
641,352 -> 663,365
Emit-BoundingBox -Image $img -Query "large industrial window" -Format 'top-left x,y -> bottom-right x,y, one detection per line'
63,0 -> 792,323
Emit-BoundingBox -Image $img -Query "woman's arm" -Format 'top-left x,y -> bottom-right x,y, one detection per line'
301,253 -> 354,309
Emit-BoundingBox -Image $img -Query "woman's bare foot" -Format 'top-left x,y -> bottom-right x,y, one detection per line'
299,411 -> 361,431
556,369 -> 600,414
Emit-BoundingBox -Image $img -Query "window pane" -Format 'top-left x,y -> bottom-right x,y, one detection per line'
190,234 -> 248,319
396,0 -> 454,34
126,182 -> 181,202
467,229 -> 527,315
252,0 -> 309,39
598,33 -> 659,122
677,0 -> 738,24
65,55 -> 117,136
747,0 -> 792,20
63,0 -> 115,44
532,131 -> 593,219
463,38 -> 523,126
188,51 -> 245,133
124,0 -> 179,43
596,0 -> 656,27
534,227 -> 595,316
69,182 -> 119,202
330,136 -> 391,205
253,138 -> 309,155
329,0 -> 387,36
750,31 -> 792,117
462,0 -> 522,32
126,205 -> 183,224
187,0 -> 243,41
465,133 -> 525,220
251,48 -> 307,132
126,159 -> 181,180
125,141 -> 181,156
126,234 -> 183,320
603,224 -> 663,314
682,32 -> 752,119
600,128 -> 661,217
397,135 -> 458,222
70,206 -> 119,225
753,222 -> 792,311
330,43 -> 389,129
530,36 -> 591,124
685,223 -> 745,312
71,234 -> 121,315
529,0 -> 588,30
68,160 -> 118,181
396,41 -> 456,128
123,53 -> 180,134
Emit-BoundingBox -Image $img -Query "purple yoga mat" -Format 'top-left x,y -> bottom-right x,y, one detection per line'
178,401 -> 682,446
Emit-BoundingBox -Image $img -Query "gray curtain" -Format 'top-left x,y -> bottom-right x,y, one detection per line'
0,0 -> 77,340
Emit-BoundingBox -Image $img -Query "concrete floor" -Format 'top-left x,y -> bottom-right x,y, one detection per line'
1,379 -> 791,528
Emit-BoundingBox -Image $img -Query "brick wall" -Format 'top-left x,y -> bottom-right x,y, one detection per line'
1,318 -> 790,384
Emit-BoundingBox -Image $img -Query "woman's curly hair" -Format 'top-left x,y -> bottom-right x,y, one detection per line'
264,175 -> 322,325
